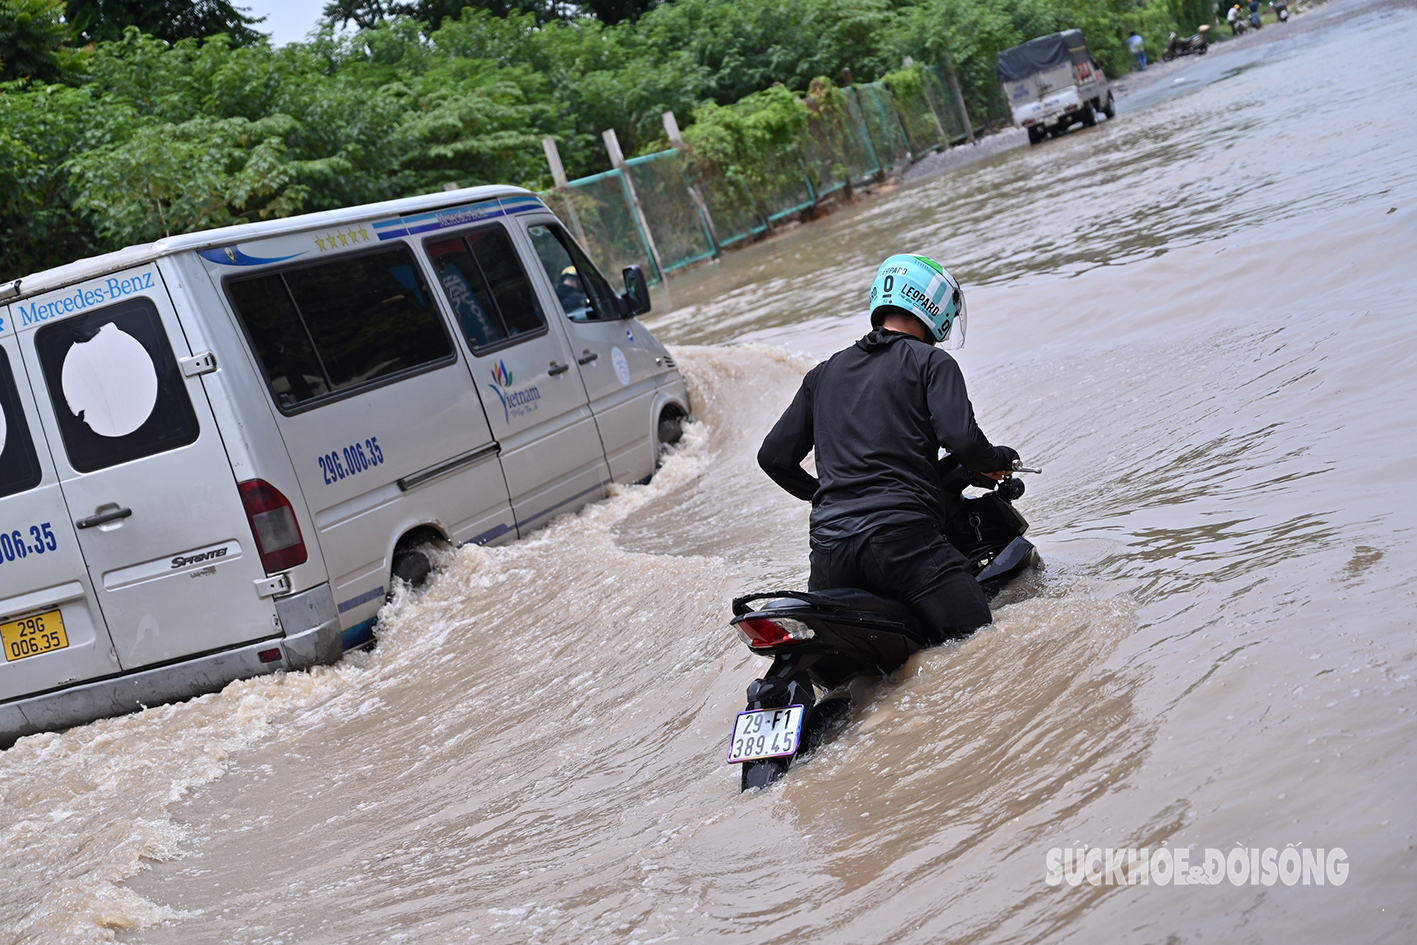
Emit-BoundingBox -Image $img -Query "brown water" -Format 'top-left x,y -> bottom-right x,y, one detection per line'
4,1 -> 1416,941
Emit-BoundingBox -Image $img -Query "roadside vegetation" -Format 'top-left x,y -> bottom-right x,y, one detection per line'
2,0 -> 1210,277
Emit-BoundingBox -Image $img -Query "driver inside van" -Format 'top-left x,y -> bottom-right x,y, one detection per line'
555,265 -> 586,313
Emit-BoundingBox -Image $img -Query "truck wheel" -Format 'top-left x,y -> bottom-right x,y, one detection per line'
1027,126 -> 1043,145
1103,93 -> 1117,120
1081,106 -> 1097,127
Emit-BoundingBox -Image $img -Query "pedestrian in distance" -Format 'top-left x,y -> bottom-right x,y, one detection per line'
1128,32 -> 1147,70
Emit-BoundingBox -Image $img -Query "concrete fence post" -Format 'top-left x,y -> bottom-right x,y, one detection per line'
602,128 -> 666,282
541,136 -> 587,243
662,110 -> 721,255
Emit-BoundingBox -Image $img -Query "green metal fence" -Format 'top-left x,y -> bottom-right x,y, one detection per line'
543,61 -> 977,283
541,168 -> 657,283
624,149 -> 716,274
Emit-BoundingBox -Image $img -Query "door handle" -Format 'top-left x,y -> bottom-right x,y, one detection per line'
548,361 -> 570,376
77,507 -> 132,529
577,350 -> 599,365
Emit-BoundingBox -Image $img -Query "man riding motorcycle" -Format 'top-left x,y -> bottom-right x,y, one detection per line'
757,255 -> 1017,644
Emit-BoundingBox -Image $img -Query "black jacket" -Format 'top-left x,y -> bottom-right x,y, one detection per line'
757,329 -> 1014,538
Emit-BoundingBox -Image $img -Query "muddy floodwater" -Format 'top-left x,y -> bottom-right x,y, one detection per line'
4,0 -> 1416,941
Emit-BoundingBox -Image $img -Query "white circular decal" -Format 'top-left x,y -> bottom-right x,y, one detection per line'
611,346 -> 631,387
61,324 -> 159,438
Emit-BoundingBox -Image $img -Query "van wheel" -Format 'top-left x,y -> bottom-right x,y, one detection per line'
1081,106 -> 1097,127
656,410 -> 685,458
391,550 -> 433,591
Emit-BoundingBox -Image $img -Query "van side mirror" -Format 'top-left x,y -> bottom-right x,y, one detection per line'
620,265 -> 650,318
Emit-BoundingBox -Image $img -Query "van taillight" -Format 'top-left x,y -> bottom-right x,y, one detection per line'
238,479 -> 307,573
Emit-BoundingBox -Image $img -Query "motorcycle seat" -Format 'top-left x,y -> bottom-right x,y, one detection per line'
803,587 -> 914,621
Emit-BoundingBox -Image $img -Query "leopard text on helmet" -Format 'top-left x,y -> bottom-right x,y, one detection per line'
868,254 -> 967,350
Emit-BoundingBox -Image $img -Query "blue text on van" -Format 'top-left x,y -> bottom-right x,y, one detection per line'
14,273 -> 156,327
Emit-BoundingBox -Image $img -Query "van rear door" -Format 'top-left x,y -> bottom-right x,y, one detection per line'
0,329 -> 121,702
13,266 -> 278,670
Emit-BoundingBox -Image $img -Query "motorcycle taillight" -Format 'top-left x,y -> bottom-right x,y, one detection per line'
736,616 -> 815,648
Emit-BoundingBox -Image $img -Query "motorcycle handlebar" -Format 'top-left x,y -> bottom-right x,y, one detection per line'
1011,459 -> 1043,474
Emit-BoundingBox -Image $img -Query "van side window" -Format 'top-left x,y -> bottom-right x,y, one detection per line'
425,227 -> 547,351
227,245 -> 454,411
0,348 -> 42,497
526,224 -> 620,322
33,298 -> 200,474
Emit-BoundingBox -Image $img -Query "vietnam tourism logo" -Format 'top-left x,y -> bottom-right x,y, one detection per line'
487,359 -> 540,424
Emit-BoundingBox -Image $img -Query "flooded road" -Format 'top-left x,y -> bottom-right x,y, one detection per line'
4,0 -> 1416,941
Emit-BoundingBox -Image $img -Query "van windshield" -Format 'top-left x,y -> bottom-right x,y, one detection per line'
526,224 -> 620,322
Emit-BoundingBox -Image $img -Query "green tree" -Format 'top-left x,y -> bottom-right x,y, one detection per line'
0,0 -> 71,82
64,0 -> 265,45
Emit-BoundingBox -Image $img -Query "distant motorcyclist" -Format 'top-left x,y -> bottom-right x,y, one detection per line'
757,255 -> 1017,642
1248,0 -> 1264,27
1228,4 -> 1242,32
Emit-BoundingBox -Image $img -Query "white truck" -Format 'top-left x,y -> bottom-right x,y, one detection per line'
997,30 -> 1116,145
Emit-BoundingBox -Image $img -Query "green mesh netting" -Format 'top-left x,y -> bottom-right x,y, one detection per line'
801,114 -> 849,198
543,169 -> 655,283
689,160 -> 766,248
924,65 -> 970,142
840,89 -> 883,183
855,83 -> 912,170
624,150 -> 715,273
757,148 -> 815,221
888,68 -> 947,155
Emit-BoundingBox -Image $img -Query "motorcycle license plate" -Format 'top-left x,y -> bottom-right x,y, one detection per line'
727,705 -> 805,764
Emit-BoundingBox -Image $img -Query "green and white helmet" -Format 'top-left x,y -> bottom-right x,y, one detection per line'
868,254 -> 967,349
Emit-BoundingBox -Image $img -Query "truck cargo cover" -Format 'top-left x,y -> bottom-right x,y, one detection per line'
996,30 -> 1089,81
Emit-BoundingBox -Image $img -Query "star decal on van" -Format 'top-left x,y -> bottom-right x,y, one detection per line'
315,226 -> 372,252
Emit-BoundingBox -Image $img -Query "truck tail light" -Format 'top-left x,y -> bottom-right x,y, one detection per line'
238,479 -> 307,574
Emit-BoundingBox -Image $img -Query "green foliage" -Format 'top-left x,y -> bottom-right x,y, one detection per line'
63,0 -> 266,45
0,0 -> 1179,279
681,84 -> 809,212
0,0 -> 71,82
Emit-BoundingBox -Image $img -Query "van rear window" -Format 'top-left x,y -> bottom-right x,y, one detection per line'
0,348 -> 42,497
33,298 -> 201,474
227,246 -> 454,411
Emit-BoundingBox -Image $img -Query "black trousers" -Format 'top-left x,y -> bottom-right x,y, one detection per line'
808,520 -> 992,644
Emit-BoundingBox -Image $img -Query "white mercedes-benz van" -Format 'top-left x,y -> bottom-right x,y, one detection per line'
0,186 -> 690,747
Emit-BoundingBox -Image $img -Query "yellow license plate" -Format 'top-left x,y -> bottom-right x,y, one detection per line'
1,610 -> 68,662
